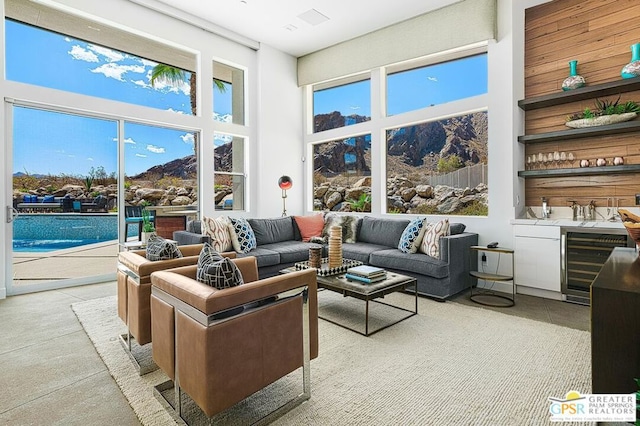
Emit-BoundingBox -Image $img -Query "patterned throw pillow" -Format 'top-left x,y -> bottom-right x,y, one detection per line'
196,243 -> 244,289
202,216 -> 233,252
322,213 -> 359,243
419,219 -> 450,258
398,217 -> 427,254
146,234 -> 183,261
228,217 -> 257,253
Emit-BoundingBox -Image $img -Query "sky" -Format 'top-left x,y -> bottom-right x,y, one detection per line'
7,19 -> 232,176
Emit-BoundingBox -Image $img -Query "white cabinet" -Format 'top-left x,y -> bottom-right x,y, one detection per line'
513,225 -> 561,292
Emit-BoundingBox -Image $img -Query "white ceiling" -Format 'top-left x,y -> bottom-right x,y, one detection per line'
153,0 -> 462,57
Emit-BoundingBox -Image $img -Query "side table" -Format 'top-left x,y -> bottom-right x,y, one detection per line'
469,245 -> 515,307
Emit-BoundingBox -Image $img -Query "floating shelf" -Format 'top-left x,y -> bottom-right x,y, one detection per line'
518,77 -> 640,111
518,164 -> 640,178
517,120 -> 640,144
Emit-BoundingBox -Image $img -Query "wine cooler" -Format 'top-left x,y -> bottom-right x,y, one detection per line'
561,227 -> 634,305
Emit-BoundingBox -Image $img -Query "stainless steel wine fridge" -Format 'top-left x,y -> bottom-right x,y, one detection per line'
561,227 -> 634,305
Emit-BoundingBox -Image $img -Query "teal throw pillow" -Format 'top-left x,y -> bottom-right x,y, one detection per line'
398,217 -> 427,254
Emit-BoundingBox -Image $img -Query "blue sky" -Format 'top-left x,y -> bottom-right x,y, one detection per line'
7,19 -> 232,176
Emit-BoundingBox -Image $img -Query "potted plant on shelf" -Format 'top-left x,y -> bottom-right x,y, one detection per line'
565,96 -> 640,128
141,207 -> 155,244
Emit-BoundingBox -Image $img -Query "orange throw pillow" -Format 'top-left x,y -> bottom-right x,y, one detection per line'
294,215 -> 325,242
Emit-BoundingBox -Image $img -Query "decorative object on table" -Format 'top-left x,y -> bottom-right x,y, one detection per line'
580,159 -> 590,168
596,158 -> 607,167
618,209 -> 640,252
278,175 -> 293,217
561,60 -> 586,91
308,247 -> 322,269
345,265 -> 387,283
621,42 -> 640,79
565,97 -> 640,128
613,156 -> 624,165
294,257 -> 362,276
141,207 -> 156,244
328,225 -> 343,269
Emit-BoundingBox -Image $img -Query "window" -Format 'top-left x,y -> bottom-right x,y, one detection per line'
214,133 -> 245,211
213,61 -> 245,125
387,54 -> 487,116
313,78 -> 371,133
5,19 -> 194,115
386,111 -> 488,215
312,135 -> 371,212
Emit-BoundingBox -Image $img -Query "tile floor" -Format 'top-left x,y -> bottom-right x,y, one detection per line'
0,282 -> 590,425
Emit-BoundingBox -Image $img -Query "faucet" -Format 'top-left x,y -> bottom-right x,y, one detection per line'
541,197 -> 551,219
587,200 -> 596,221
569,200 -> 579,221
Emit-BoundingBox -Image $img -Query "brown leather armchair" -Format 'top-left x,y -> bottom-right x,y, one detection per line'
117,244 -> 235,373
150,256 -> 318,421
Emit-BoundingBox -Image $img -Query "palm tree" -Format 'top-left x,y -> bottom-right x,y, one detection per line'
150,64 -> 227,158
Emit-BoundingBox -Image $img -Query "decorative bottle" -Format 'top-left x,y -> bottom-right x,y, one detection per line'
562,60 -> 586,91
621,43 -> 640,79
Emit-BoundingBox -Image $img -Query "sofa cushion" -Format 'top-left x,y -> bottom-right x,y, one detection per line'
196,245 -> 244,289
342,242 -> 390,264
358,216 -> 410,248
236,247 -> 280,268
420,219 -> 450,258
146,235 -> 183,261
248,217 -> 296,246
398,217 -> 427,254
261,241 -> 323,264
202,216 -> 233,252
450,222 -> 466,235
293,215 -> 325,242
369,249 -> 449,279
186,220 -> 203,234
229,218 -> 257,253
322,213 -> 359,243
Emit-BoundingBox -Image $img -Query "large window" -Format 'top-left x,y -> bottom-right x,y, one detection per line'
387,54 -> 488,116
386,111 -> 488,215
312,135 -> 371,212
214,133 -> 245,211
5,19 -> 194,115
313,78 -> 371,133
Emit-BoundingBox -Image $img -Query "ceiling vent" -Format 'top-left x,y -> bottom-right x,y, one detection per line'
297,9 -> 330,26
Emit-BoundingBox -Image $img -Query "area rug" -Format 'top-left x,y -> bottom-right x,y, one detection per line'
72,292 -> 593,426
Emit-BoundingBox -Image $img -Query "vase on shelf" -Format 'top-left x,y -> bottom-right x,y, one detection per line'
621,43 -> 640,79
562,60 -> 586,91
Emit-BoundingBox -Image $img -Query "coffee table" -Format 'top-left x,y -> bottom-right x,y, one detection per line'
282,267 -> 418,336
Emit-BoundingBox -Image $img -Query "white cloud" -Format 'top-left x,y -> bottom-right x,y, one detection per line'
64,37 -> 71,42
350,106 -> 361,110
180,133 -> 195,144
132,79 -> 151,89
91,63 -> 145,81
147,69 -> 190,95
427,76 -> 438,82
68,45 -> 99,63
111,137 -> 136,144
135,153 -> 147,158
167,108 -> 185,114
67,154 -> 76,158
140,58 -> 157,68
146,144 -> 165,154
87,44 -> 124,62
87,157 -> 94,162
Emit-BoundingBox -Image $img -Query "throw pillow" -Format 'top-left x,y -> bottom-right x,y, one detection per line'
322,213 -> 359,243
293,214 -> 325,242
196,243 -> 244,289
398,217 -> 427,254
228,217 -> 257,253
419,218 -> 450,258
146,234 -> 183,261
202,216 -> 233,252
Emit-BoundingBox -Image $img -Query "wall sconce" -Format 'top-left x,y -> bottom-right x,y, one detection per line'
278,175 -> 293,217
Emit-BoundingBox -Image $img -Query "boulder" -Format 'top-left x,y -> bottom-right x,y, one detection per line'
135,188 -> 165,201
325,191 -> 343,210
353,176 -> 371,187
400,188 -> 416,202
415,185 -> 433,198
171,195 -> 192,206
437,197 -> 462,214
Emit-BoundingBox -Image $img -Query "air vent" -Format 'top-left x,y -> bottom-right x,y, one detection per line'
297,9 -> 330,26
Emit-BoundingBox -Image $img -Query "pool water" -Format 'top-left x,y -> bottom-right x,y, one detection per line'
12,214 -> 137,252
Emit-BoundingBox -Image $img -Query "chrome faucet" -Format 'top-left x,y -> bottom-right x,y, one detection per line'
587,200 -> 596,221
569,200 -> 579,221
541,197 -> 551,219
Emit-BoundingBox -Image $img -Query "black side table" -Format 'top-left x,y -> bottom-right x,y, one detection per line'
469,245 -> 515,307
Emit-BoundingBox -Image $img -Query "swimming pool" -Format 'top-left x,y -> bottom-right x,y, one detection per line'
13,213 -> 137,252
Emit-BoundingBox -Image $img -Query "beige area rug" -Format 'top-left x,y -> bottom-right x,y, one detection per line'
72,292 -> 594,426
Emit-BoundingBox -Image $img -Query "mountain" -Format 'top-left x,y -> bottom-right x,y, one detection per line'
314,111 -> 370,133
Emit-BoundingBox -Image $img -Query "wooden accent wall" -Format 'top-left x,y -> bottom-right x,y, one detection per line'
524,0 -> 640,207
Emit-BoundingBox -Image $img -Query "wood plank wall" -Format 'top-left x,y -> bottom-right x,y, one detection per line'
524,0 -> 640,207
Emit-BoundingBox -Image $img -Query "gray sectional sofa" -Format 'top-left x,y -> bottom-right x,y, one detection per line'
173,216 -> 478,301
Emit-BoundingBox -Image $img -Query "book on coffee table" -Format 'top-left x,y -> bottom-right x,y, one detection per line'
345,273 -> 387,284
347,265 -> 386,279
